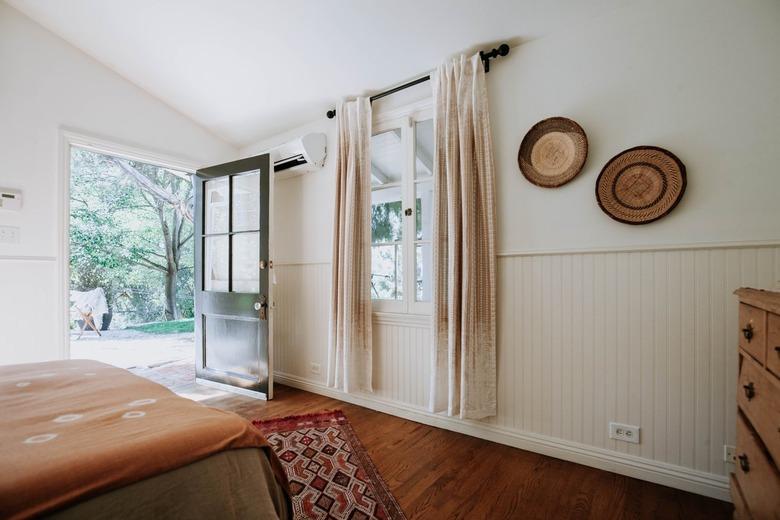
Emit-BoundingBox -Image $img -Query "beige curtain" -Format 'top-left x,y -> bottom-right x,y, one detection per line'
429,54 -> 497,420
327,97 -> 373,393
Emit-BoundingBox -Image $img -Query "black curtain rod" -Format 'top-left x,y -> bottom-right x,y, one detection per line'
326,43 -> 509,119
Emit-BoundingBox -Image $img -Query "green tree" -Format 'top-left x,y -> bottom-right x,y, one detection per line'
113,159 -> 194,321
69,148 -> 193,326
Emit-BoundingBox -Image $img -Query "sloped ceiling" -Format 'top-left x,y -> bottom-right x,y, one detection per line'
6,0 -> 631,147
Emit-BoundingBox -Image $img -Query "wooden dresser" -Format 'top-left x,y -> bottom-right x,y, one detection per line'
731,288 -> 780,519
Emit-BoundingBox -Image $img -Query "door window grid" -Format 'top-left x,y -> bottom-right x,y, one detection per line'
202,170 -> 261,293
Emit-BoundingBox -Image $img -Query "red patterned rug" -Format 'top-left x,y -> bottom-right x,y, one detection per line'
253,410 -> 406,520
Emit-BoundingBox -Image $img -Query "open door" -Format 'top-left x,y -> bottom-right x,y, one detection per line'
193,154 -> 273,399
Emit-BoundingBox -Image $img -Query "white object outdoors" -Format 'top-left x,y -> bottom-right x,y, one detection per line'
69,288 -> 109,324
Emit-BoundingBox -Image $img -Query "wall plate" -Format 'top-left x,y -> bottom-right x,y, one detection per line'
0,225 -> 20,244
723,444 -> 736,463
609,422 -> 640,444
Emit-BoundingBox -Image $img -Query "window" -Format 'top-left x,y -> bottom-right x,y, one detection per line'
370,104 -> 433,314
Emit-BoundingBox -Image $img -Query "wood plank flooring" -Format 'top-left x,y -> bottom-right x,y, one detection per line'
133,362 -> 732,520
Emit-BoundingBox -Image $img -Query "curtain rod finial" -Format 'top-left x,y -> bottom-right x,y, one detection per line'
326,109 -> 336,119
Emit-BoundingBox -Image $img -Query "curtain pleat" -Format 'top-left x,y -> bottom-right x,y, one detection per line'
430,54 -> 497,419
327,97 -> 373,393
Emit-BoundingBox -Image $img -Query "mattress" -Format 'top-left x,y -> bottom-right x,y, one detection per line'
0,359 -> 289,519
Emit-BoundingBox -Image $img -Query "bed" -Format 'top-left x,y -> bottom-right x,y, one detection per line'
0,359 -> 290,519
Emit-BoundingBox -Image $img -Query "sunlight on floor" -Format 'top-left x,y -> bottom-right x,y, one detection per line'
70,329 -> 194,369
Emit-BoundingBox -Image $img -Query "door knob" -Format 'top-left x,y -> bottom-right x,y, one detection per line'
254,302 -> 262,311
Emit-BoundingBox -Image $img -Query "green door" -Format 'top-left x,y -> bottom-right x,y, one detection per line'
193,154 -> 273,399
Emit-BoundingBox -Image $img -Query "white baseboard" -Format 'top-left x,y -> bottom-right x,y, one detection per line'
274,371 -> 730,503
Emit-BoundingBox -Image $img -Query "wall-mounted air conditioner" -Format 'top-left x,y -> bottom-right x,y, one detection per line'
267,132 -> 326,179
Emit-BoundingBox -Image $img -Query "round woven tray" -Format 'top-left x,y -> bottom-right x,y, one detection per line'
518,117 -> 588,188
596,146 -> 686,225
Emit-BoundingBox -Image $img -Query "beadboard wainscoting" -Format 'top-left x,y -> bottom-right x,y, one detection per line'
273,262 -> 332,380
271,243 -> 780,501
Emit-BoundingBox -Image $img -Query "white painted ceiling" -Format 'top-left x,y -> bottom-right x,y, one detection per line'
7,0 -> 630,147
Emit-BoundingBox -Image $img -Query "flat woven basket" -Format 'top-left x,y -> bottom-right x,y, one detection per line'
596,146 -> 686,225
518,117 -> 588,188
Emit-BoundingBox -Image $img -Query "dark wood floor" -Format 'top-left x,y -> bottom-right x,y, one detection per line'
134,362 -> 732,520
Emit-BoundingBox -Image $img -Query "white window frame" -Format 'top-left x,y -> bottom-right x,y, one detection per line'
370,99 -> 433,316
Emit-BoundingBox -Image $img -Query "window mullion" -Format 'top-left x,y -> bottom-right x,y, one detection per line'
403,117 -> 415,314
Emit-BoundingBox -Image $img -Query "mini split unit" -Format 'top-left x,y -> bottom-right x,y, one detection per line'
266,132 -> 327,178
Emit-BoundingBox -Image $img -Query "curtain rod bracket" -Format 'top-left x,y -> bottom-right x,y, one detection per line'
480,43 -> 510,73
326,42 -> 509,119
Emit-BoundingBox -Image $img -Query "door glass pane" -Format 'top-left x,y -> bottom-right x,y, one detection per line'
204,235 -> 229,292
415,243 -> 432,302
232,232 -> 260,293
204,315 -> 260,378
232,171 -> 260,232
204,177 -> 229,234
370,129 -> 403,186
415,180 -> 433,240
415,119 -> 433,180
371,244 -> 403,300
371,186 -> 403,243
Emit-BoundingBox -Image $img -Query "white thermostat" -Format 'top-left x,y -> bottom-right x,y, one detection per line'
0,188 -> 22,211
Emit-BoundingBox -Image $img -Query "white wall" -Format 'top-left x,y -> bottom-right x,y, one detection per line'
490,0 -> 780,253
0,2 -> 236,364
240,119 -> 336,265
242,0 -> 780,500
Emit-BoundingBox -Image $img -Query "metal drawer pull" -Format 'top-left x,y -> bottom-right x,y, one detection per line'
743,382 -> 755,400
738,454 -> 750,473
742,324 -> 754,342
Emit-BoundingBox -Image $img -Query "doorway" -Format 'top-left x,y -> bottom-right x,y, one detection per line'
68,145 -> 195,369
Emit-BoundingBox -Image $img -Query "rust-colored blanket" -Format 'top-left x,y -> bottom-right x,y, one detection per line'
0,360 -> 289,519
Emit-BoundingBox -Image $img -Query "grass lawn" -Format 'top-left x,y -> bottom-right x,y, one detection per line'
127,318 -> 194,334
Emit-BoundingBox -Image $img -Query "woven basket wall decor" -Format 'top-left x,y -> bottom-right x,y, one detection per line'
596,146 -> 686,225
518,117 -> 588,187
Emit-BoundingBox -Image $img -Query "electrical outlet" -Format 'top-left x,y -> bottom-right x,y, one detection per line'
609,422 -> 640,444
310,362 -> 321,375
724,444 -> 737,463
0,225 -> 20,244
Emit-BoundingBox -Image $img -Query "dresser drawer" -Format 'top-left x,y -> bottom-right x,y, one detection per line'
730,474 -> 753,520
735,413 -> 780,520
739,304 -> 766,364
738,354 -> 780,464
767,313 -> 780,378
